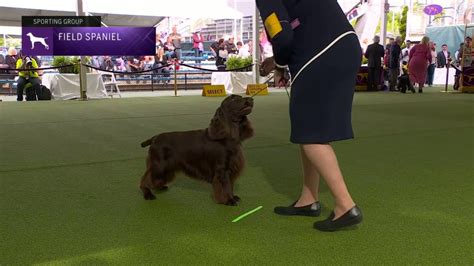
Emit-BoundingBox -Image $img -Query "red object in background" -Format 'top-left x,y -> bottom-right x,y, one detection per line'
174,60 -> 180,70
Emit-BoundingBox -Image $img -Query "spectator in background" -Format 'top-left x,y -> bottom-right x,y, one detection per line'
210,38 -> 222,58
389,36 -> 402,91
115,57 -> 127,72
364,35 -> 385,91
226,37 -> 238,55
236,41 -> 243,55
259,29 -> 273,60
382,47 -> 391,90
455,42 -> 463,64
0,54 -> 9,78
164,36 -> 176,60
437,44 -> 451,68
426,42 -> 437,87
155,40 -> 165,63
453,42 -> 464,90
386,37 -> 395,51
461,37 -> 473,67
238,41 -> 250,57
192,30 -> 204,65
408,36 -> 432,93
169,26 -> 182,62
127,57 -> 141,72
154,47 -> 170,83
101,56 -> 114,71
247,40 -> 253,56
91,56 -> 101,68
401,40 -> 412,63
143,56 -> 155,71
215,39 -> 228,71
454,38 -> 472,90
5,47 -> 18,79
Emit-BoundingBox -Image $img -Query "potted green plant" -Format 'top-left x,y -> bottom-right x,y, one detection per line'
226,56 -> 253,72
52,56 -> 88,74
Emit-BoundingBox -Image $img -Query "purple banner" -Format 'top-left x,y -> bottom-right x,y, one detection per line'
22,27 -> 156,56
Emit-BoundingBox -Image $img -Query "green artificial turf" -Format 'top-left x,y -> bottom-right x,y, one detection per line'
1,88 -> 473,265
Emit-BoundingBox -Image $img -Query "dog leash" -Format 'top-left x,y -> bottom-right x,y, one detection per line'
250,72 -> 291,99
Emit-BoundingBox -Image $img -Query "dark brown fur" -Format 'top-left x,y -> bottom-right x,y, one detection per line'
140,95 -> 254,205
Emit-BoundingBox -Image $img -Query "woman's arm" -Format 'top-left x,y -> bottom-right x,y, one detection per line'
256,0 -> 293,67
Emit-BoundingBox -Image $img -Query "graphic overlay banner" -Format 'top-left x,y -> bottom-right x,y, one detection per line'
21,27 -> 156,56
22,16 -> 101,27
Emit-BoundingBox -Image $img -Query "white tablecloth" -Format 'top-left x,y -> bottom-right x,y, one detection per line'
42,73 -> 107,100
433,67 -> 455,85
211,72 -> 253,94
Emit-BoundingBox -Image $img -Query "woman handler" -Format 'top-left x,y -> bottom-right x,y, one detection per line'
257,0 -> 363,232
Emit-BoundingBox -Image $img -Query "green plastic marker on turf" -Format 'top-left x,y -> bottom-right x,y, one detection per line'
232,206 -> 263,223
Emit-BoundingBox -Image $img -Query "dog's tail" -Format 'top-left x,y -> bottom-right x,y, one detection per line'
141,138 -> 153,148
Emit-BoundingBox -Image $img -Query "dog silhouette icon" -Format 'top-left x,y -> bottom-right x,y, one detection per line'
26,32 -> 49,50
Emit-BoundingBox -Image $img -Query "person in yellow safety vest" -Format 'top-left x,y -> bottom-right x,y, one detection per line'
16,55 -> 42,101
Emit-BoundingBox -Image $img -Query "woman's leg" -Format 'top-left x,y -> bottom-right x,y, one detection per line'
301,143 -> 355,219
294,146 -> 321,207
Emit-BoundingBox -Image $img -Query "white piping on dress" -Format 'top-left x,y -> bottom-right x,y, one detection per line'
291,31 -> 357,85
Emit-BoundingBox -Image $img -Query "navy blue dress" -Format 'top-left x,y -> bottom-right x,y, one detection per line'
256,0 -> 361,144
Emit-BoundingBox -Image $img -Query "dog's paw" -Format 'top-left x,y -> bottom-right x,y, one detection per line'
144,193 -> 156,200
159,186 -> 169,191
225,197 -> 239,206
233,195 -> 241,202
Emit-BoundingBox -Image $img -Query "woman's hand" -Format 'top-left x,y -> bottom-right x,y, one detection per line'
274,67 -> 289,87
259,57 -> 276,76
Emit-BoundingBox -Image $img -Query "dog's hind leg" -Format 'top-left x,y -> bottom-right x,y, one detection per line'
140,155 -> 156,200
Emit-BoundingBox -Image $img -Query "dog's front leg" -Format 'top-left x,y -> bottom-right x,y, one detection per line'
213,169 -> 238,206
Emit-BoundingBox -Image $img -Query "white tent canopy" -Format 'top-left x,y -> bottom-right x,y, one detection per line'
0,0 -> 243,27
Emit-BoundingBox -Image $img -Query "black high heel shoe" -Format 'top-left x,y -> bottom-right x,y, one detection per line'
274,201 -> 321,217
313,205 -> 363,232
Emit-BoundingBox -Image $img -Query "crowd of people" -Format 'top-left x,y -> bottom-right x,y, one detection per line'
86,26 -> 259,73
364,35 -> 458,93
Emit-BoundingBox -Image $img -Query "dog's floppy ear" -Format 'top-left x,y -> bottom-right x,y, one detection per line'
207,107 -> 239,140
239,116 -> 254,141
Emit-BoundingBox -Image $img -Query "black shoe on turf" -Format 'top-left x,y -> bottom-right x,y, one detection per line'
274,201 -> 321,217
313,205 -> 363,232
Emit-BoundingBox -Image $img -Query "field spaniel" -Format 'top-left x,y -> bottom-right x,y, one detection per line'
140,95 -> 254,206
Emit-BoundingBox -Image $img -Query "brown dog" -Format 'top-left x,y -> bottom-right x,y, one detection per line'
140,95 -> 254,205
